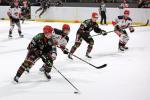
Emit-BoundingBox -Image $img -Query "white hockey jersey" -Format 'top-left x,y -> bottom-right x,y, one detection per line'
8,5 -> 21,19
52,28 -> 69,49
112,15 -> 132,29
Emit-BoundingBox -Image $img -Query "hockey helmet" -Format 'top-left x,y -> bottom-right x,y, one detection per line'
62,24 -> 70,31
124,10 -> 130,15
43,25 -> 53,34
92,12 -> 98,18
62,24 -> 70,35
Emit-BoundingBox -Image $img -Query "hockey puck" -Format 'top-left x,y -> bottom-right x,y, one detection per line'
74,91 -> 79,94
103,64 -> 107,67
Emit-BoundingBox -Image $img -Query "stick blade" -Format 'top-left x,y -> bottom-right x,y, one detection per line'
145,19 -> 149,26
96,64 -> 107,69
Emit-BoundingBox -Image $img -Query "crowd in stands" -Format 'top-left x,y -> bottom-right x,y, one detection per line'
0,0 -> 150,8
138,0 -> 150,8
0,0 -> 30,6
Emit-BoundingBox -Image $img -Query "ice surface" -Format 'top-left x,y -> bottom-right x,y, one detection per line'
0,20 -> 150,100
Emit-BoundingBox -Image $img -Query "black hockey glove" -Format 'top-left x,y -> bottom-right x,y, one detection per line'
51,53 -> 57,60
9,16 -> 13,19
100,30 -> 107,36
116,25 -> 121,31
41,55 -> 51,65
63,48 -> 69,54
129,27 -> 135,33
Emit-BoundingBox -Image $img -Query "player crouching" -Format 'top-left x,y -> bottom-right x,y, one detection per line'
14,25 -> 56,83
39,24 -> 70,72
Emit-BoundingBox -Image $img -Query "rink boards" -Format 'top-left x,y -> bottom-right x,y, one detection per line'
0,6 -> 150,25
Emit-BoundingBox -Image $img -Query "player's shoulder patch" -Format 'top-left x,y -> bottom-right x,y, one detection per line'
54,28 -> 63,35
81,19 -> 91,28
118,16 -> 124,19
83,19 -> 91,24
94,22 -> 99,26
127,17 -> 132,21
10,5 -> 15,8
33,33 -> 44,40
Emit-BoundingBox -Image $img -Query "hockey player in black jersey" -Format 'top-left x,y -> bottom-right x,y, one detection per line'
112,10 -> 134,51
14,25 -> 57,83
68,12 -> 107,59
35,0 -> 50,18
21,0 -> 30,24
7,0 -> 24,38
39,24 -> 70,72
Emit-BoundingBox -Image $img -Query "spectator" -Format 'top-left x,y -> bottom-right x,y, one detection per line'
119,0 -> 129,9
138,0 -> 150,8
119,0 -> 129,15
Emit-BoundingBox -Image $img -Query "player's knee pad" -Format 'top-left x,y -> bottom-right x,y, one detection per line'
23,60 -> 34,68
10,25 -> 15,31
16,23 -> 21,29
43,64 -> 52,73
74,42 -> 81,48
120,34 -> 129,44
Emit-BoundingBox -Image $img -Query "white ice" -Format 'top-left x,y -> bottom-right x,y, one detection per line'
0,20 -> 150,100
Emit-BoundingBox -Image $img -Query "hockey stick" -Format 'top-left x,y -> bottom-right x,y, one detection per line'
72,54 -> 107,69
131,19 -> 149,27
56,46 -> 106,69
89,19 -> 149,38
52,65 -> 80,94
41,55 -> 80,94
88,30 -> 114,38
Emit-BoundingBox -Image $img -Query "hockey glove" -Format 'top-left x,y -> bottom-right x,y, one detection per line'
100,30 -> 107,36
41,55 -> 52,66
129,27 -> 135,33
63,48 -> 69,54
51,53 -> 57,61
9,16 -> 13,19
116,25 -> 121,31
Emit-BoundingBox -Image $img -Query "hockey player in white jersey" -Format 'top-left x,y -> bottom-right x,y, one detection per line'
7,0 -> 24,38
39,24 -> 70,72
112,10 -> 134,51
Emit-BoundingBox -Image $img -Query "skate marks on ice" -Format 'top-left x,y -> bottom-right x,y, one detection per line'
0,83 -> 30,99
0,81 -> 54,99
0,48 -> 26,55
92,51 -> 122,59
0,73 -> 72,98
0,37 -> 24,42
0,76 -> 45,99
0,33 -> 33,43
0,45 -> 7,47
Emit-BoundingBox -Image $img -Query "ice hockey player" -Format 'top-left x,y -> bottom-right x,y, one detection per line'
14,25 -> 57,83
35,0 -> 50,18
112,10 -> 134,51
7,0 -> 24,38
39,24 -> 70,72
68,12 -> 107,59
